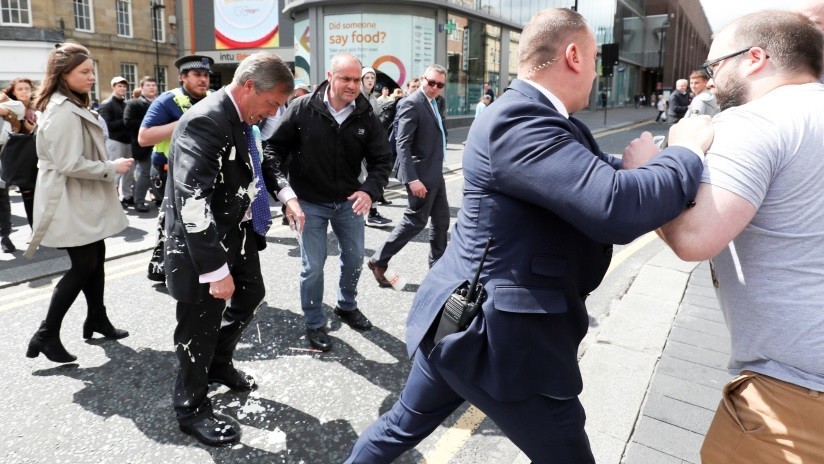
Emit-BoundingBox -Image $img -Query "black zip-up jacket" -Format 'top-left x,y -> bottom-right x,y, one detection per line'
98,95 -> 130,144
123,95 -> 153,161
262,80 -> 392,204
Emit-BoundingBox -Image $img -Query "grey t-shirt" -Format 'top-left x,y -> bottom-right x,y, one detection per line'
702,82 -> 824,391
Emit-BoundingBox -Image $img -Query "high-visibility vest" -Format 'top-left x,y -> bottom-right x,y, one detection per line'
152,87 -> 211,158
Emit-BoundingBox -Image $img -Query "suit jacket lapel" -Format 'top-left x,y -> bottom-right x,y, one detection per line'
415,91 -> 440,130
218,89 -> 252,172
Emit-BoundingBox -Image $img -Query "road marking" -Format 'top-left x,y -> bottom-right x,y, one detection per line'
593,120 -> 652,138
422,406 -> 488,463
423,231 -> 659,463
0,256 -> 150,306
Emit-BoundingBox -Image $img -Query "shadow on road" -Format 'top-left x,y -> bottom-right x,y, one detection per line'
31,323 -> 425,463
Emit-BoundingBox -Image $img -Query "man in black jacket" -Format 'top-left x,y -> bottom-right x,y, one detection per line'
99,76 -> 135,207
123,76 -> 158,212
263,53 -> 392,352
667,79 -> 690,123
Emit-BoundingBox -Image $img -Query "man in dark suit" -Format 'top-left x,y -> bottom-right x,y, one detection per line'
164,52 -> 296,447
344,8 -> 713,463
367,64 -> 450,286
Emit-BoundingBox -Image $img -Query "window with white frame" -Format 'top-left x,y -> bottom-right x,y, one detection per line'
151,0 -> 165,43
155,65 -> 167,93
115,0 -> 132,37
1,0 -> 32,25
73,0 -> 93,32
120,63 -> 137,94
90,61 -> 100,104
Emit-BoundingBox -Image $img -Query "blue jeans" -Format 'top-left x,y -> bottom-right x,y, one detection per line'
298,199 -> 365,329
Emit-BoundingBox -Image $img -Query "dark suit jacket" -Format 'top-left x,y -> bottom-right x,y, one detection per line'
406,79 -> 703,402
163,88 -> 261,304
393,89 -> 445,186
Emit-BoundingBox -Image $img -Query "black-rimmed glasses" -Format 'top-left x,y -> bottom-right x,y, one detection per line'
423,77 -> 446,89
700,47 -> 756,78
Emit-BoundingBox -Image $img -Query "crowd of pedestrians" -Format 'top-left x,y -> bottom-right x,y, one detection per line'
4,1 -> 824,462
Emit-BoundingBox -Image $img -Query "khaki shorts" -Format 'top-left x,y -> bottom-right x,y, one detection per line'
700,371 -> 824,464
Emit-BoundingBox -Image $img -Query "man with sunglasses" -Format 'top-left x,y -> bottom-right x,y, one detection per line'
656,10 -> 824,463
367,64 -> 451,287
346,8 -> 713,462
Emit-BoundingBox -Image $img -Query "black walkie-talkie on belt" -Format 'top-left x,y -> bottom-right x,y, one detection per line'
433,237 -> 493,345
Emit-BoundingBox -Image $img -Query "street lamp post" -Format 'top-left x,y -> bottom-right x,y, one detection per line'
657,19 -> 671,93
151,1 -> 165,86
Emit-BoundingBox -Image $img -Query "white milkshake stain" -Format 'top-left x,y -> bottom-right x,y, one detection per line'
181,196 -> 212,233
176,339 -> 195,362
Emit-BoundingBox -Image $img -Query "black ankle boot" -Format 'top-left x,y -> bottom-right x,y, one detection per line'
26,321 -> 77,363
83,308 -> 129,340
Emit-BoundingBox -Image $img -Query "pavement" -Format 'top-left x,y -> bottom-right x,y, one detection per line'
0,104 -> 735,463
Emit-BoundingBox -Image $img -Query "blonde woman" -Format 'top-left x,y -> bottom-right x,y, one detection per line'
25,43 -> 133,363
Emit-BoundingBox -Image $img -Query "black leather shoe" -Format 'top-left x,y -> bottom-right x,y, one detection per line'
147,262 -> 166,282
306,327 -> 332,351
134,202 -> 150,213
208,365 -> 257,392
179,414 -> 240,448
367,260 -> 392,288
1,236 -> 15,253
334,308 -> 373,331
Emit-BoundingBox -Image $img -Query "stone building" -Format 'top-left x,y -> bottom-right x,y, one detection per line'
0,0 -> 178,100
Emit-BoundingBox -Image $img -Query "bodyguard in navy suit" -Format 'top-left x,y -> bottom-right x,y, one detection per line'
345,8 -> 714,463
164,53 -> 296,447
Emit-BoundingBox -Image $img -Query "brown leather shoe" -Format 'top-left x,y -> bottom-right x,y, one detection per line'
367,260 -> 392,288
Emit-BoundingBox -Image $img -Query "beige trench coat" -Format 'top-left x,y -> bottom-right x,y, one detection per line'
25,93 -> 127,257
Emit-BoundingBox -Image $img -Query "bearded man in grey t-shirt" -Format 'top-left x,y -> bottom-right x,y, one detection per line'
632,9 -> 824,464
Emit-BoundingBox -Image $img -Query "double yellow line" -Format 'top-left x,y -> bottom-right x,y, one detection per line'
0,256 -> 150,312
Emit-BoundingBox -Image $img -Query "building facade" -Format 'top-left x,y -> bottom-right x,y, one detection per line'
3,0 -> 712,116
1,0 -> 179,101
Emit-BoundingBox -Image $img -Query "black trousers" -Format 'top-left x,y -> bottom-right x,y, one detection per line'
0,187 -> 11,237
172,223 -> 265,425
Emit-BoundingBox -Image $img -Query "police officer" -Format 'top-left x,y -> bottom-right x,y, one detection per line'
138,54 -> 213,282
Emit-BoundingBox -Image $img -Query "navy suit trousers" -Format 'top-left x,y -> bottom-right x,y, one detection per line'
371,176 -> 449,268
344,333 -> 596,464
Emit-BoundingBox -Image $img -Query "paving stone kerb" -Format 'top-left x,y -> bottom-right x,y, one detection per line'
578,255 -> 734,464
579,247 -> 700,464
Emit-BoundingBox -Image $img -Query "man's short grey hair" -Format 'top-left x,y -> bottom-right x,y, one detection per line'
233,52 -> 294,94
423,64 -> 447,76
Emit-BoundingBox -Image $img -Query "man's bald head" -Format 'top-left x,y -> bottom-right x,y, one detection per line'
518,8 -> 590,79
